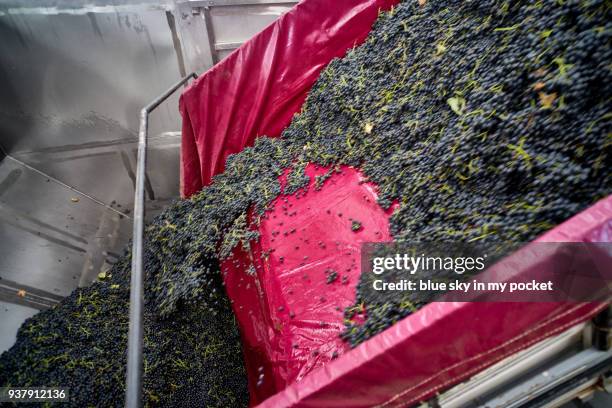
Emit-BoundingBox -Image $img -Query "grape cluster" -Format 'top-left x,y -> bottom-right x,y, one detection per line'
0,256 -> 249,407
325,0 -> 611,346
2,0 -> 611,399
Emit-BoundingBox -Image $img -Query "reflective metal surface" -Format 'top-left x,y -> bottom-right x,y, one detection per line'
0,0 -> 296,351
0,302 -> 38,352
179,0 -> 297,62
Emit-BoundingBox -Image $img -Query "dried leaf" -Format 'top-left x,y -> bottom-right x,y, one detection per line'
418,0 -> 427,6
539,92 -> 557,109
533,82 -> 546,91
17,289 -> 26,297
364,123 -> 374,134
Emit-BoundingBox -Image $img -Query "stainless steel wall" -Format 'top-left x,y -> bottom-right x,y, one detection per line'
0,0 -> 296,351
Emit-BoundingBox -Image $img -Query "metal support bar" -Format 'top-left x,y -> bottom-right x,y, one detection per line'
125,72 -> 198,408
215,41 -> 243,51
0,278 -> 63,310
439,323 -> 586,408
189,0 -> 298,7
202,6 -> 219,64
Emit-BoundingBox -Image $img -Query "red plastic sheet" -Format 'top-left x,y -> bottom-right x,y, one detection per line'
221,164 -> 395,404
179,0 -> 398,197
225,174 -> 610,407
179,0 -> 611,406
256,196 -> 611,408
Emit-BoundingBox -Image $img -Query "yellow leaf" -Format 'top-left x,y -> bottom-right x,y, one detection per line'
364,123 -> 374,134
538,92 -> 557,109
447,96 -> 466,115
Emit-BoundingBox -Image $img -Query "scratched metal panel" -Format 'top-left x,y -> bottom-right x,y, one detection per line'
0,2 -> 195,354
0,5 -> 190,210
0,6 -> 182,150
174,1 -> 298,65
9,131 -> 182,214
0,157 -> 132,293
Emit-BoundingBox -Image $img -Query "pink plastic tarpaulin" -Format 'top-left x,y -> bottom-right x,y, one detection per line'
221,164 -> 397,404
178,0 -> 611,406
255,196 -> 611,408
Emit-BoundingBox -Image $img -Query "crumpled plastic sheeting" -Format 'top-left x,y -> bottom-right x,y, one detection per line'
221,164 -> 395,405
179,0 -> 398,197
256,195 -> 611,408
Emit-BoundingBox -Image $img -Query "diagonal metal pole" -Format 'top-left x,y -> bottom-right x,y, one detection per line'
125,72 -> 197,408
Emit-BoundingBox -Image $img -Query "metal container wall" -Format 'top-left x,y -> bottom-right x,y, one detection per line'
0,0 -> 295,351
